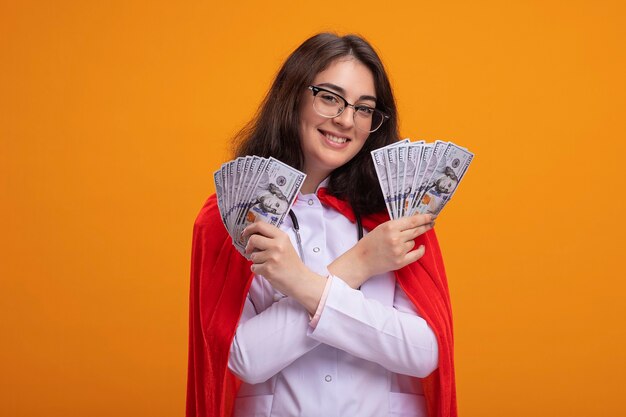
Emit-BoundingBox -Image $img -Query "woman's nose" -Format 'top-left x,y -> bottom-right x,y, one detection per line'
333,106 -> 355,128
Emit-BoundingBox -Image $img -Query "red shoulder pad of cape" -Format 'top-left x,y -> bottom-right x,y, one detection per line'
187,193 -> 457,417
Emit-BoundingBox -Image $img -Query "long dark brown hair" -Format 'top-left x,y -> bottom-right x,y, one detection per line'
233,33 -> 400,215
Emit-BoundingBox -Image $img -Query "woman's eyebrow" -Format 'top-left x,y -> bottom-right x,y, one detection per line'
317,82 -> 377,102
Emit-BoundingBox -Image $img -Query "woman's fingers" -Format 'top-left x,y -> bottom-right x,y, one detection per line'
248,249 -> 269,264
243,221 -> 287,255
400,222 -> 433,241
395,214 -> 434,242
404,244 -> 426,264
244,223 -> 294,271
395,213 -> 434,232
244,233 -> 273,255
382,214 -> 432,270
403,239 -> 416,253
242,220 -> 282,240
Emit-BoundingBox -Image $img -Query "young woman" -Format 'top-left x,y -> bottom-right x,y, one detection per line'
187,33 -> 457,417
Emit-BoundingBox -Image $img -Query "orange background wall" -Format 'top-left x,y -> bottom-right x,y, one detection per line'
2,1 -> 625,416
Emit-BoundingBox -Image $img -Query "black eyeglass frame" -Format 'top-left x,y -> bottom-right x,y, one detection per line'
307,85 -> 390,133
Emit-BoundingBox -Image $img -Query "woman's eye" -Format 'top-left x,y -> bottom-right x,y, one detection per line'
356,106 -> 375,116
321,94 -> 339,104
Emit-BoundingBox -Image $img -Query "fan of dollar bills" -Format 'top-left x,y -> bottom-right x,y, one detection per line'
214,156 -> 306,254
371,139 -> 474,219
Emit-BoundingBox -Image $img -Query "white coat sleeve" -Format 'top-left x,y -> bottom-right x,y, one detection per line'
228,292 -> 321,385
307,274 -> 439,378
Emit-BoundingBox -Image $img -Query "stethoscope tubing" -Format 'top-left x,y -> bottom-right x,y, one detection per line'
288,209 -> 364,262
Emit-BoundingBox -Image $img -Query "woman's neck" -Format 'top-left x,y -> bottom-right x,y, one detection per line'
300,172 -> 329,194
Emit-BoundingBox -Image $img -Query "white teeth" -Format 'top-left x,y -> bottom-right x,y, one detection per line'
324,133 -> 348,144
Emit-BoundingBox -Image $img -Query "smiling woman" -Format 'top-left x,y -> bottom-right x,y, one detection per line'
298,58 -> 376,192
187,33 -> 456,417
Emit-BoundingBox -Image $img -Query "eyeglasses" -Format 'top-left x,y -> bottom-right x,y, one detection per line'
308,85 -> 389,133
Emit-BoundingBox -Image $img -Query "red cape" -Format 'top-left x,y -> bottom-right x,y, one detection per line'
187,192 -> 457,417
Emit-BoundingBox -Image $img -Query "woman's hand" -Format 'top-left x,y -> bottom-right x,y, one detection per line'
242,221 -> 326,314
328,214 -> 434,289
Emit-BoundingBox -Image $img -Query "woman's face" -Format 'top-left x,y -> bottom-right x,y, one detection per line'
298,57 -> 376,182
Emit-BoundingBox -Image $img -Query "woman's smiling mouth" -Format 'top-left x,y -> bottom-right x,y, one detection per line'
320,129 -> 351,144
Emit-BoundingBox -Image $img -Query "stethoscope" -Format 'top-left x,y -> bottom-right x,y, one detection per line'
287,209 -> 364,263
